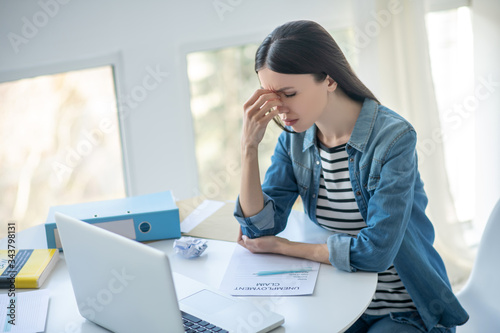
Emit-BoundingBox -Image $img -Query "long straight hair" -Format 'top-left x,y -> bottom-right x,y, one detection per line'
255,20 -> 379,132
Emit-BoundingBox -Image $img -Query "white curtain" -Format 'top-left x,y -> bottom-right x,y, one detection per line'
350,0 -> 473,288
472,0 -> 500,235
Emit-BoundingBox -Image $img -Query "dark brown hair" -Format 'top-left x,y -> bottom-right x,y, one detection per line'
255,20 -> 379,132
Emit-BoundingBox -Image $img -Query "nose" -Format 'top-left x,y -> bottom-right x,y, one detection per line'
277,104 -> 288,113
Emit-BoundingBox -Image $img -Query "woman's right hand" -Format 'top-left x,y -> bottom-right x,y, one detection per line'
241,89 -> 282,150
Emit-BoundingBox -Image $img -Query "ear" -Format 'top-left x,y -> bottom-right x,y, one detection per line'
326,75 -> 337,92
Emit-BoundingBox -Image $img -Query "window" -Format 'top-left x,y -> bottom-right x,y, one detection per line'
0,66 -> 125,236
425,7 -> 477,244
186,29 -> 356,202
187,44 -> 266,202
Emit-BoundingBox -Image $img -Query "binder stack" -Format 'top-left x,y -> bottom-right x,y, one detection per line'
45,191 -> 181,250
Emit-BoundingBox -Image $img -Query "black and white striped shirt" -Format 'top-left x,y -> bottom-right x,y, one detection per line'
315,141 -> 417,315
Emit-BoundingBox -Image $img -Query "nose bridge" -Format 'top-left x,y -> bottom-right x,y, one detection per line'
278,103 -> 288,113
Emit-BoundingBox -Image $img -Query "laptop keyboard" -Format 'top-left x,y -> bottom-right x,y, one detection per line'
181,311 -> 228,333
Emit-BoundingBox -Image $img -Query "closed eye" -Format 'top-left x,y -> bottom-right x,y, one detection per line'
284,93 -> 296,98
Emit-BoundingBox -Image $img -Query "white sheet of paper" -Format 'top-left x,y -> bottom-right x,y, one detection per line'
220,245 -> 320,296
0,289 -> 50,333
180,200 -> 225,233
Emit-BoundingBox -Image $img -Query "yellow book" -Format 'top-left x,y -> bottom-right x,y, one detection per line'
0,249 -> 60,289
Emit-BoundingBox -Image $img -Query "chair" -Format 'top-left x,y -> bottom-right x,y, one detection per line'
456,199 -> 500,332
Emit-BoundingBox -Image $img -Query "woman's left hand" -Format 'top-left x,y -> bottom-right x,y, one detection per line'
237,228 -> 289,254
237,228 -> 331,264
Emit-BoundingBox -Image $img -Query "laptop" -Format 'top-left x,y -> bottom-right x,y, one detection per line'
54,212 -> 284,333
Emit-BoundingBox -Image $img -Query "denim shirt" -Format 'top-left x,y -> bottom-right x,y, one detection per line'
234,99 -> 468,332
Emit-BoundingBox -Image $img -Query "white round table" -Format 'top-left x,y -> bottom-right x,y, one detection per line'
0,211 -> 377,332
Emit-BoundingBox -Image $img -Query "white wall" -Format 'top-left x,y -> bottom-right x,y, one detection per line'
0,0 -> 351,199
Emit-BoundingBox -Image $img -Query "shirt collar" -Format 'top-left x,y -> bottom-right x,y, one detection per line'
302,98 -> 378,153
303,125 -> 317,152
348,98 -> 378,153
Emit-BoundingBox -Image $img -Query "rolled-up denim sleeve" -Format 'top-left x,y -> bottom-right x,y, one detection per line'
234,193 -> 282,238
327,234 -> 357,272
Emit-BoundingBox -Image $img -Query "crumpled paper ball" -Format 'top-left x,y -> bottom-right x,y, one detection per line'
173,237 -> 208,258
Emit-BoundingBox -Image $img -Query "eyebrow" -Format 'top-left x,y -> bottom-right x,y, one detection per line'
260,86 -> 295,93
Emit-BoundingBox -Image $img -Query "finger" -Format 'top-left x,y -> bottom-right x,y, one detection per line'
263,103 -> 281,119
255,93 -> 281,110
237,228 -> 243,242
252,99 -> 282,120
255,104 -> 281,126
247,93 -> 281,116
238,239 -> 245,248
240,236 -> 258,253
244,89 -> 275,108
237,235 -> 245,247
238,235 -> 249,249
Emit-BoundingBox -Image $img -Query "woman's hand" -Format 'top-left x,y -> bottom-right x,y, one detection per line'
237,228 -> 289,254
241,89 -> 282,150
237,228 -> 332,264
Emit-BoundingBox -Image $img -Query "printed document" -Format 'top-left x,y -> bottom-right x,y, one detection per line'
220,245 -> 320,296
0,289 -> 49,333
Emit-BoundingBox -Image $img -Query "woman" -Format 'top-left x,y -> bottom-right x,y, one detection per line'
233,20 -> 468,332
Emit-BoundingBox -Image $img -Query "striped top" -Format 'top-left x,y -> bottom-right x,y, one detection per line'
315,141 -> 417,316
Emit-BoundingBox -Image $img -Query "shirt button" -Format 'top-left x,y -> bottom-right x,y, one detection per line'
316,161 -> 320,165
356,191 -> 361,196
350,158 -> 354,162
312,194 -> 316,198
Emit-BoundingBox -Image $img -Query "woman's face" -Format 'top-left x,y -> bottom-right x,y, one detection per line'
257,68 -> 334,133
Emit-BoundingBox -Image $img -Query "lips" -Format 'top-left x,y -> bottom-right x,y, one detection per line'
283,119 -> 298,126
